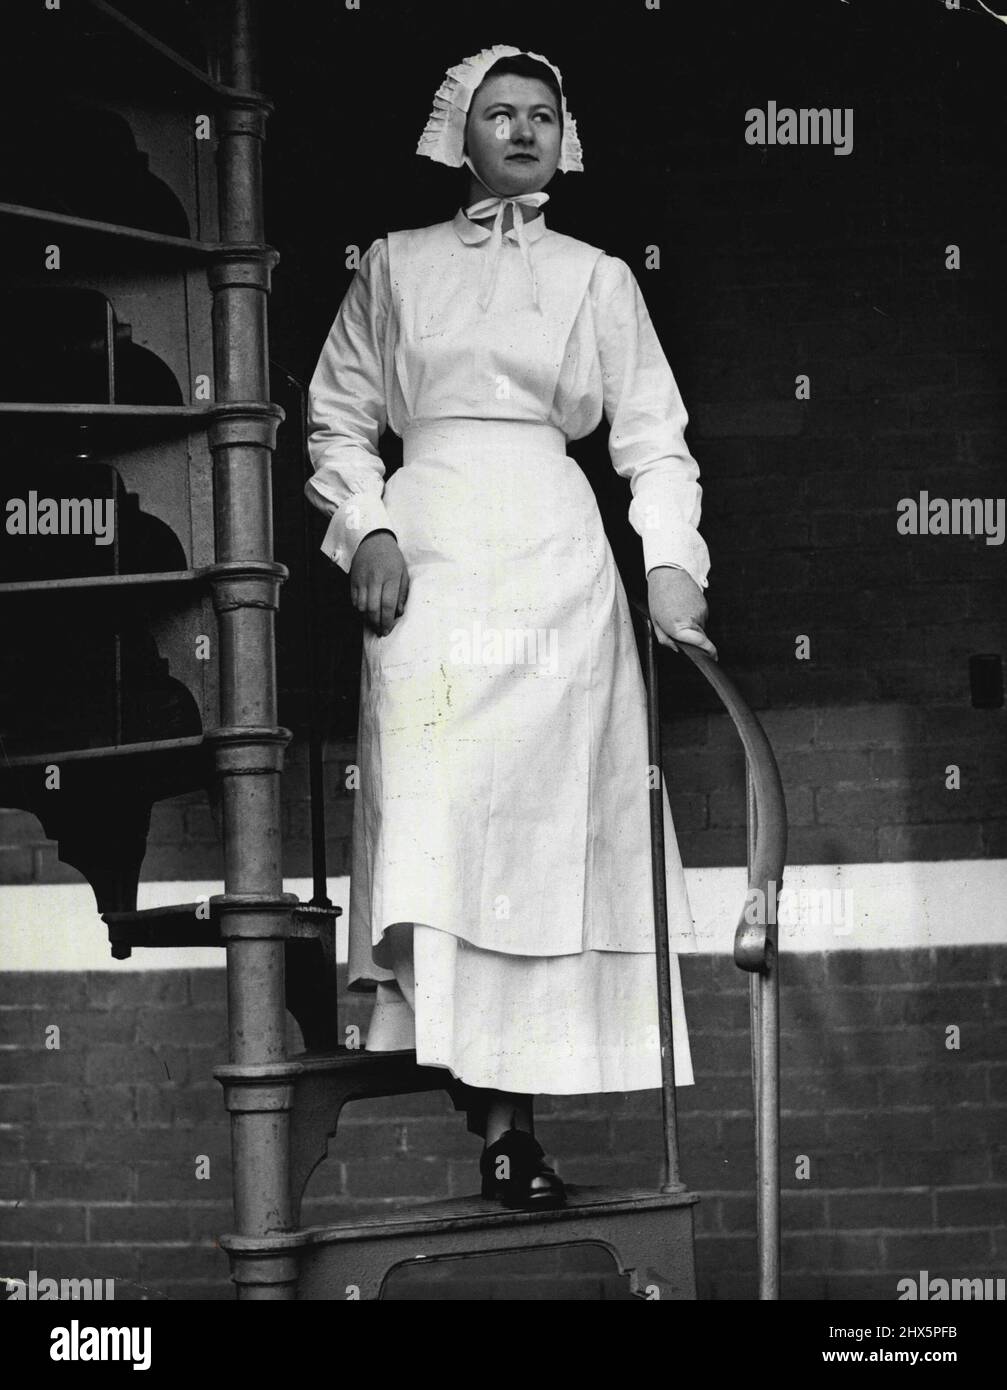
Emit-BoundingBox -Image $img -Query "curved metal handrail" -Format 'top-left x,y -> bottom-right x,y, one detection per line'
628,596 -> 788,973
628,593 -> 787,1300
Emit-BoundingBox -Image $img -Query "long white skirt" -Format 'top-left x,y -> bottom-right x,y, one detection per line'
351,417 -> 697,1095
364,923 -> 695,1093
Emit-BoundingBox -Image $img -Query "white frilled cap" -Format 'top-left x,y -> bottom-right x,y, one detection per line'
416,44 -> 584,173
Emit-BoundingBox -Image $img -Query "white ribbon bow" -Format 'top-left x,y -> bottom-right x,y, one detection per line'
464,190 -> 550,312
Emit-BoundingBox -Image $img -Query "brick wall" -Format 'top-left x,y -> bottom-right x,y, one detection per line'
2,695 -> 1004,892
2,951 -> 1004,1300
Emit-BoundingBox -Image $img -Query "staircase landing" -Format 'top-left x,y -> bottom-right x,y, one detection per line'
220,1185 -> 699,1301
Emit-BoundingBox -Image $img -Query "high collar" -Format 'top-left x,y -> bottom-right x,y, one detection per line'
451,206 -> 549,247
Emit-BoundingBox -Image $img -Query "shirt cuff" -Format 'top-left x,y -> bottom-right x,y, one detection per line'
320,492 -> 397,574
631,510 -> 710,593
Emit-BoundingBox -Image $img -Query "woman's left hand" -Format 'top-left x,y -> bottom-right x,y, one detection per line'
647,566 -> 718,661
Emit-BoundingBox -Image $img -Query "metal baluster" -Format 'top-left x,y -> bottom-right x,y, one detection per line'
758,870 -> 781,1299
642,614 -> 683,1193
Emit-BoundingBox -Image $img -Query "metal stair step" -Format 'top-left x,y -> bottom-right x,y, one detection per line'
101,899 -> 339,949
294,1185 -> 699,1244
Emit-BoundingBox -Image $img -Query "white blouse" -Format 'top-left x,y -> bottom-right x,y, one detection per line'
304,207 -> 710,590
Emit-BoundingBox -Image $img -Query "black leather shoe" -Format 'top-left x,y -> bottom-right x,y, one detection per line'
479,1126 -> 566,1210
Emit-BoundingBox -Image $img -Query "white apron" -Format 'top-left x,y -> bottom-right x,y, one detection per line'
305,212 -> 712,1094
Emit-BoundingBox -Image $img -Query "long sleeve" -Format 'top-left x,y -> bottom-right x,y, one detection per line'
592,254 -> 711,591
304,238 -> 396,574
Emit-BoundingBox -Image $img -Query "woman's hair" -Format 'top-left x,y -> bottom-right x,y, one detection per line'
464,54 -> 565,149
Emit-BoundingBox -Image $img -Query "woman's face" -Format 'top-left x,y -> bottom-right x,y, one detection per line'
464,74 -> 562,196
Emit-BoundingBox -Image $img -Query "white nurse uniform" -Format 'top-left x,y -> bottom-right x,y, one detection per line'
305,205 -> 710,1094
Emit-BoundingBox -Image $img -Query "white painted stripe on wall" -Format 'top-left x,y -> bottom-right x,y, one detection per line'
0,861 -> 1004,970
0,879 -> 344,971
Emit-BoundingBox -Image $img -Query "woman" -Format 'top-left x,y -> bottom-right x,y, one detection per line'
304,45 -> 715,1210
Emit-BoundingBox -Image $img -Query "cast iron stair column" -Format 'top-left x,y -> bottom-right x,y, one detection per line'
203,0 -> 297,1300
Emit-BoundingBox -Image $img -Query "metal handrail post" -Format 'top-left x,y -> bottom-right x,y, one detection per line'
748,763 -> 780,1298
641,614 -> 683,1194
758,894 -> 781,1298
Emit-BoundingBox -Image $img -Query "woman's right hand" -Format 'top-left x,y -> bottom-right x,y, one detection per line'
349,529 -> 410,636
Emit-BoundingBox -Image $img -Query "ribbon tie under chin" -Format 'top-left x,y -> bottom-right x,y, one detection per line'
464,190 -> 549,312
